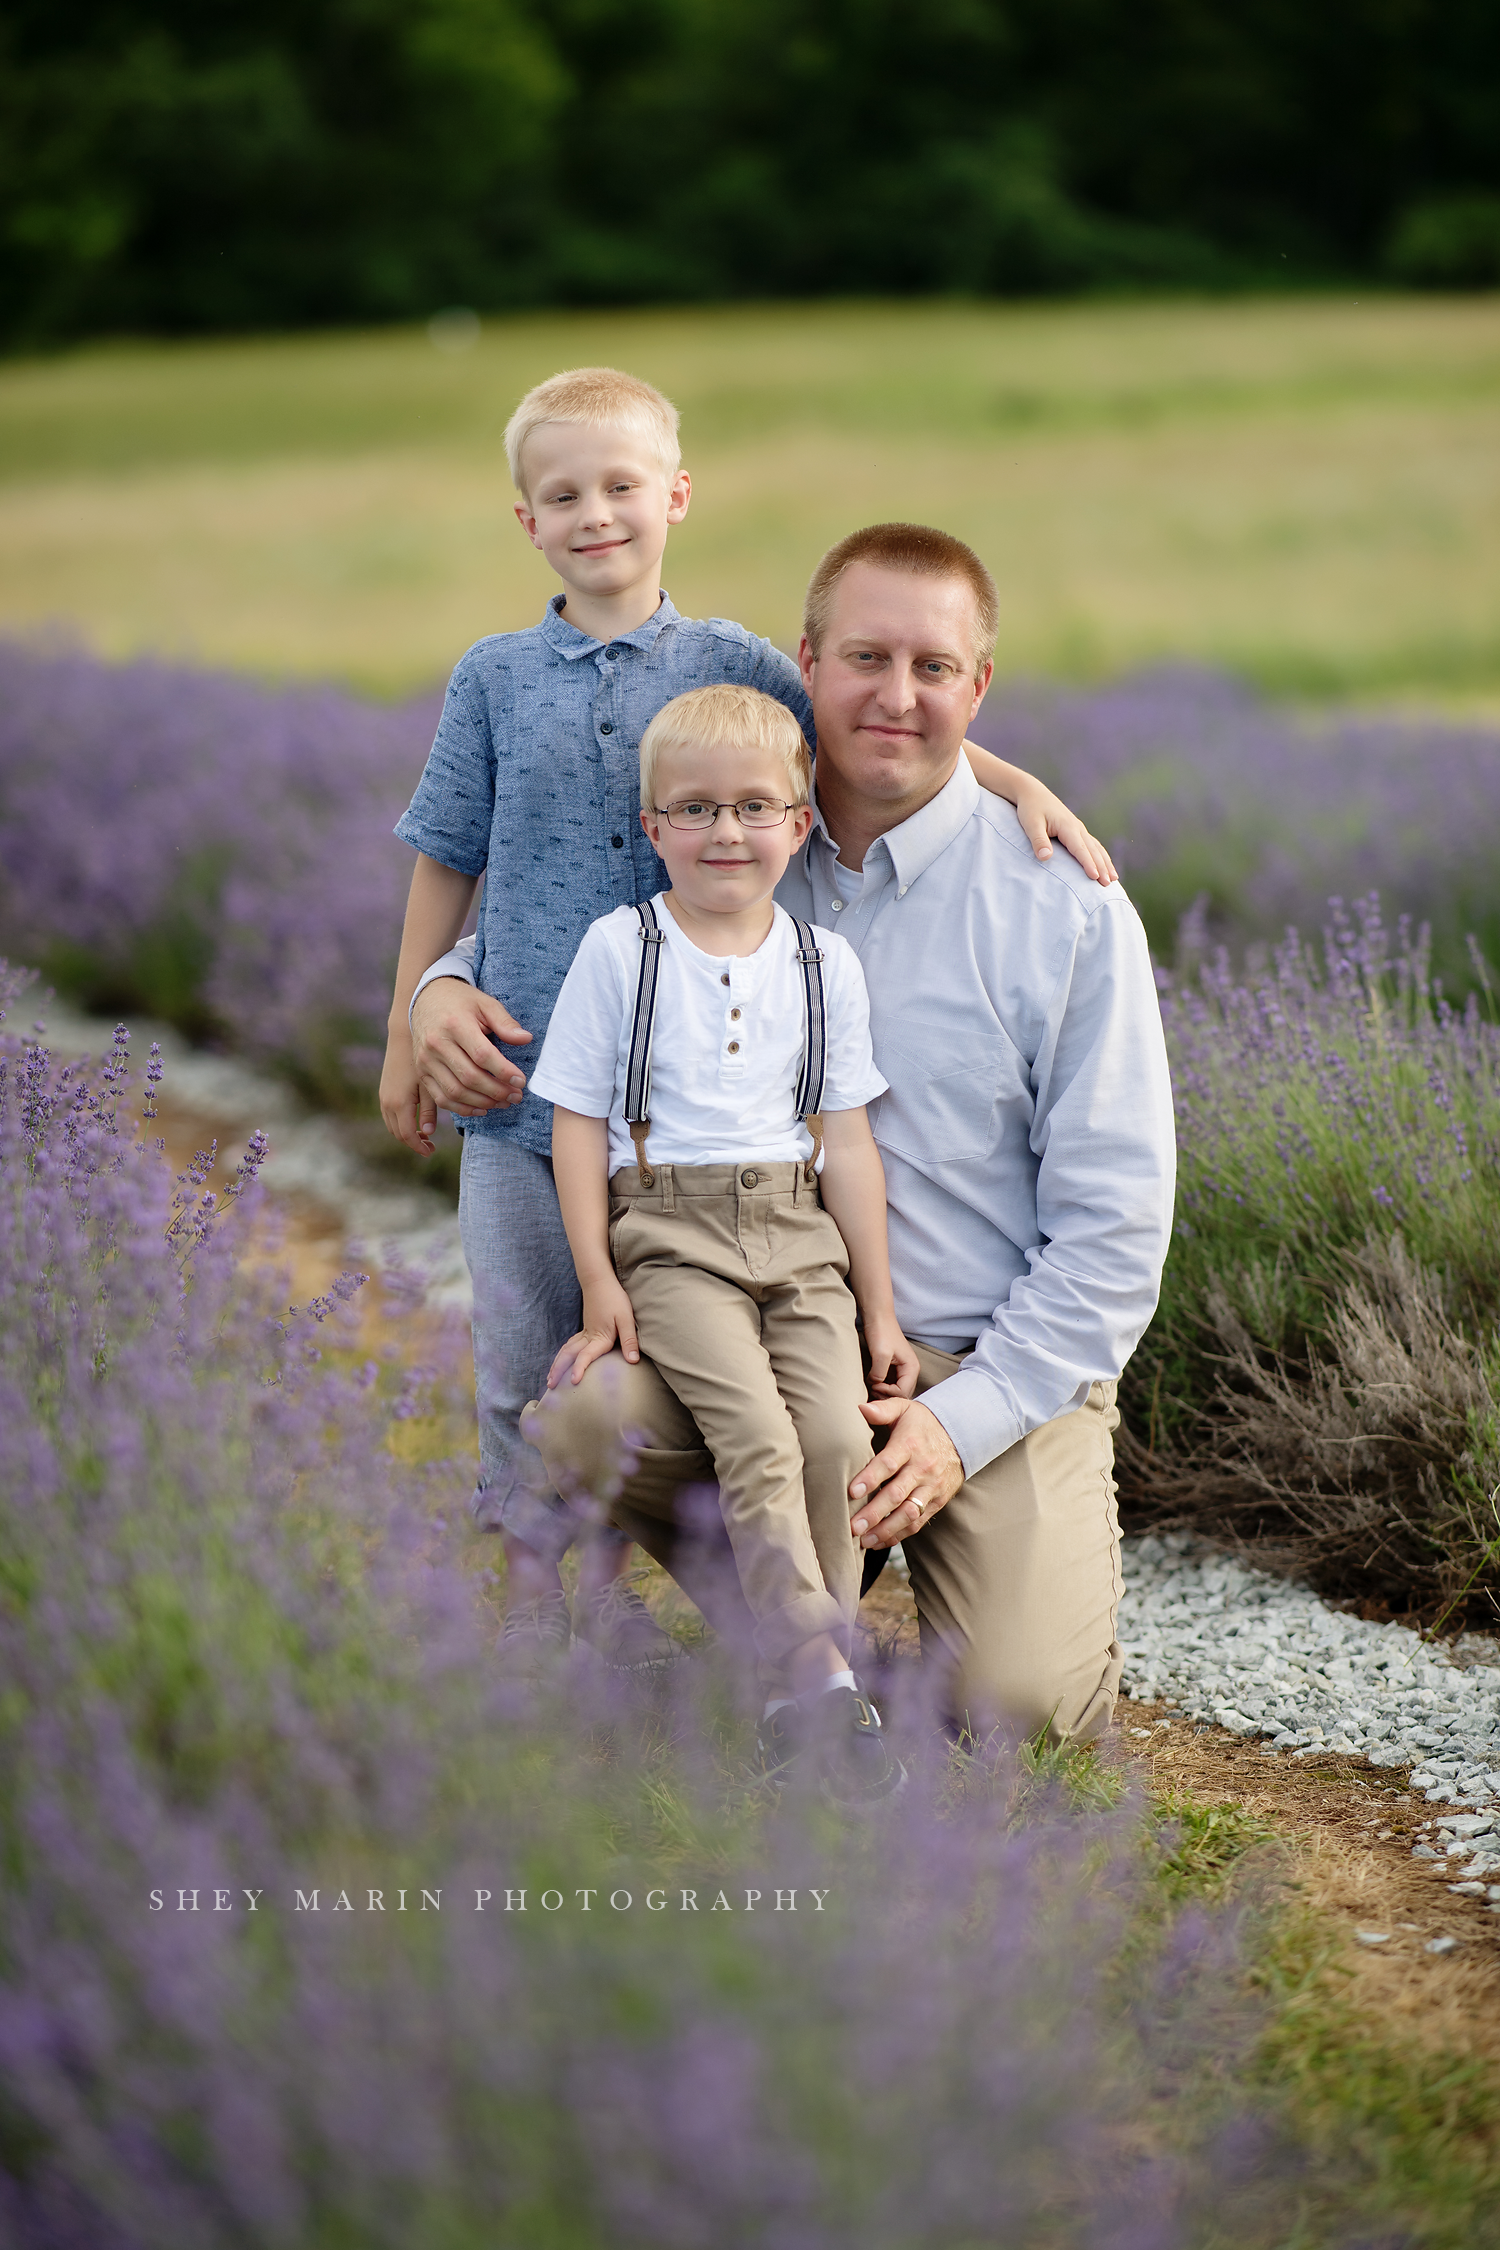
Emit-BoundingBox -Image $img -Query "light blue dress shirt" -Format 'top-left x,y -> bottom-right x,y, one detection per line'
777,756 -> 1175,1473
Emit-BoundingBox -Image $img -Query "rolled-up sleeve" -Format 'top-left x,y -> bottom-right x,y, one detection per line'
920,896 -> 1176,1476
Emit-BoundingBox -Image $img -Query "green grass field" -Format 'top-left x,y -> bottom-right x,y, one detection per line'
2,295 -> 1499,699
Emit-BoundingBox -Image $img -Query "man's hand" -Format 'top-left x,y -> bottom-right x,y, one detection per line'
547,1276 -> 640,1388
410,979 -> 532,1128
849,1398 -> 965,1546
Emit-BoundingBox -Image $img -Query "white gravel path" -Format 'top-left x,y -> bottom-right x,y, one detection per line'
1121,1532 -> 1500,1881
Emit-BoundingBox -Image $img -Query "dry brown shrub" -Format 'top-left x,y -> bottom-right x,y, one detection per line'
1120,1235 -> 1500,1621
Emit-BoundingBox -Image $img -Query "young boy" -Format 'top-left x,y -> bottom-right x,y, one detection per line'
529,682 -> 912,1802
379,364 -> 1112,1675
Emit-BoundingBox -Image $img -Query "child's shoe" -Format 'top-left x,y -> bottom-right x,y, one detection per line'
497,1589 -> 572,1679
574,1579 -> 680,1674
807,1686 -> 906,1809
755,1702 -> 803,1787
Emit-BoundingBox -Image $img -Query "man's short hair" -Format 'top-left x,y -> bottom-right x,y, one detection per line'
504,367 -> 681,500
803,523 -> 999,680
639,685 -> 812,813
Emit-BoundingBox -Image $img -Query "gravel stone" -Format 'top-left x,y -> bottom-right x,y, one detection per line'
1120,1534 -> 1500,1801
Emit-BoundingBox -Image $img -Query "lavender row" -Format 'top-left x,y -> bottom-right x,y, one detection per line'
0,963 -> 1295,2246
974,664 -> 1500,986
4,642 -> 1500,1111
0,639 -> 438,1100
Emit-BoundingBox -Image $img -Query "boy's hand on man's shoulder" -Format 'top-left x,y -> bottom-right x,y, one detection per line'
410,980 -> 532,1116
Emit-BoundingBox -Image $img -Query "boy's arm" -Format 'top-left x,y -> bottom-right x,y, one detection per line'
816,1107 -> 919,1400
380,857 -> 531,1154
961,744 -> 1117,886
547,1108 -> 642,1388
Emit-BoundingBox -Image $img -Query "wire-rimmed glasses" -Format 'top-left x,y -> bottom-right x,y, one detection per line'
653,797 -> 796,830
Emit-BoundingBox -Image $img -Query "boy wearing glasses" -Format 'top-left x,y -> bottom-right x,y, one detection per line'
527,683 -> 912,1802
381,364 -> 1111,1679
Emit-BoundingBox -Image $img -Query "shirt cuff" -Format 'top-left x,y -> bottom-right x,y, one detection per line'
409,941 -> 477,1024
916,1367 -> 1025,1481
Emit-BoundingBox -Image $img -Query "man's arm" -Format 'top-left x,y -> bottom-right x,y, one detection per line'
846,897 -> 1176,1542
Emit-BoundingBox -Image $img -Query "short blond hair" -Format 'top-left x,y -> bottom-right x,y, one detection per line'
803,522 -> 999,681
639,685 -> 812,812
504,366 -> 681,499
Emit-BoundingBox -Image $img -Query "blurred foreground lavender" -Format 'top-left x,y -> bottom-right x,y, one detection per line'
0,960 -> 1298,2248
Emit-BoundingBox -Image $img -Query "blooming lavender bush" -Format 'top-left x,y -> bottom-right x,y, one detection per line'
973,666 -> 1500,994
0,639 -> 436,1103
0,959 -> 1301,2247
1121,899 -> 1500,1611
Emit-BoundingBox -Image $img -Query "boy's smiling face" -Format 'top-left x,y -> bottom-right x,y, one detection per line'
514,421 -> 691,606
640,739 -> 813,926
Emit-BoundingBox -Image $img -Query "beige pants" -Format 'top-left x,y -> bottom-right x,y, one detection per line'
528,1295 -> 1124,1744
529,1161 -> 870,1670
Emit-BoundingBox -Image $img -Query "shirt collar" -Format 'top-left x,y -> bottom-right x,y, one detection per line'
538,589 -> 681,660
808,753 -> 979,890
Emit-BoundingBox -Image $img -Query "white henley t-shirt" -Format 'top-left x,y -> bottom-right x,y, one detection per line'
527,900 -> 887,1175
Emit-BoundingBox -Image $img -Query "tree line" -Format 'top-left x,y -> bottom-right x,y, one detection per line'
4,0 -> 1500,347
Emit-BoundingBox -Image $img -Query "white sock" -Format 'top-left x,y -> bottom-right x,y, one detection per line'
761,1696 -> 797,1721
798,1668 -> 856,1709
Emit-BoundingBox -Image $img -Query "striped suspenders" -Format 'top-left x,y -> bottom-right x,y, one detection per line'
623,899 -> 828,1186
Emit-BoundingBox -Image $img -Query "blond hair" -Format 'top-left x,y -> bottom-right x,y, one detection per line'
504,366 -> 681,499
639,685 -> 812,812
803,522 -> 999,680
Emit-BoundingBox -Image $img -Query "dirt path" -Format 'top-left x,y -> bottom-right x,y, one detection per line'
857,1566 -> 1500,2065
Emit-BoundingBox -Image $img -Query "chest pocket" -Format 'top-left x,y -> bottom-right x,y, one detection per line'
870,1034 -> 1023,1163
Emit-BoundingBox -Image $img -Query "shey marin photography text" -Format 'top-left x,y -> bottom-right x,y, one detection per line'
149,1886 -> 831,1915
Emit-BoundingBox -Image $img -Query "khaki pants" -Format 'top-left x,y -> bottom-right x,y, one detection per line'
529,1161 -> 870,1672
528,1298 -> 1123,1745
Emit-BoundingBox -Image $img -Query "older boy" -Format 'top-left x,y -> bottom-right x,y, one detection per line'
380,366 -> 1111,1674
531,682 -> 912,1800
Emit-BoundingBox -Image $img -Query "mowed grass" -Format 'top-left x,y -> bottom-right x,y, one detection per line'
2,295 -> 1499,699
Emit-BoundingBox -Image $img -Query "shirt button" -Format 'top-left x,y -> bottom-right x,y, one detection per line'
729,1007 -> 741,1020
727,1040 -> 740,1054
600,721 -> 614,735
720,973 -> 730,986
740,1169 -> 758,1188
606,645 -> 621,658
830,898 -> 844,911
611,834 -> 624,848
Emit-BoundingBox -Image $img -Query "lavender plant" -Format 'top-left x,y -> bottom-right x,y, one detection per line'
0,639 -> 436,1102
973,665 -> 1500,994
1122,899 -> 1500,1612
0,960 -> 1295,2248
5,641 -> 1500,1135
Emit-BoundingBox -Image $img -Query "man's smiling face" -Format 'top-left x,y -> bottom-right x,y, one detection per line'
514,421 -> 690,597
798,561 -> 993,818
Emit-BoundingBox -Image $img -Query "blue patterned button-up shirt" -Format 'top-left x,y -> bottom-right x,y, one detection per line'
394,592 -> 813,1154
